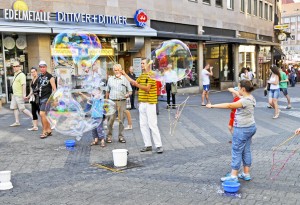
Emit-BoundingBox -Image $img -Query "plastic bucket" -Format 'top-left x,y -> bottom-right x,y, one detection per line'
112,149 -> 128,167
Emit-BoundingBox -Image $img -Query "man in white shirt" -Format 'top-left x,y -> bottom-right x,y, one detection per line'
201,64 -> 213,106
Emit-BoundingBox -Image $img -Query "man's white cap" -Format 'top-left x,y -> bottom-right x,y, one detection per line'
12,61 -> 20,67
39,60 -> 47,66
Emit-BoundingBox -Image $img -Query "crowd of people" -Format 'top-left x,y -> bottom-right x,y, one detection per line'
8,59 -> 300,181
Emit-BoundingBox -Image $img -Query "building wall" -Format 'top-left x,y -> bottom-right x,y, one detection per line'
1,0 -> 275,38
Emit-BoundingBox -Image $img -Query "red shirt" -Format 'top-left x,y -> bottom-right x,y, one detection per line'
156,81 -> 162,96
229,96 -> 240,126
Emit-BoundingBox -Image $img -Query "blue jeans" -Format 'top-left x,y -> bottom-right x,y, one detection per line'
231,125 -> 257,170
268,88 -> 280,99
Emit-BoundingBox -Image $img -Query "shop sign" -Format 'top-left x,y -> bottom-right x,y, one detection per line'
51,48 -> 113,57
134,9 -> 148,27
274,24 -> 289,30
56,12 -> 127,25
3,9 -> 51,22
188,43 -> 198,49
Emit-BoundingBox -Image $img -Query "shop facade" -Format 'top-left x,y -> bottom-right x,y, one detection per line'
0,2 -> 157,102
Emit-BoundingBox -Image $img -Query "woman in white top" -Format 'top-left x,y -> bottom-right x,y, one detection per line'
240,67 -> 249,80
268,65 -> 281,119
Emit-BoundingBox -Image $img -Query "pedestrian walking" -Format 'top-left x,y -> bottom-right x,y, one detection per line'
279,66 -> 292,109
9,61 -> 33,127
122,58 -> 163,153
164,63 -> 177,109
38,60 -> 56,139
268,65 -> 281,119
206,80 -> 256,182
25,67 -> 40,131
106,64 -> 132,143
295,128 -> 300,135
240,67 -> 249,80
201,64 -> 213,106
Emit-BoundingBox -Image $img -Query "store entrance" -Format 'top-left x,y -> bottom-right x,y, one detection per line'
2,33 -> 29,101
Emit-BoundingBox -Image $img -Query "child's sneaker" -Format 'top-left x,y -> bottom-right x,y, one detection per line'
238,173 -> 251,181
220,175 -> 239,182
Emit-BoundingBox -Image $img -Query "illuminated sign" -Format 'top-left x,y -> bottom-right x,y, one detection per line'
51,48 -> 113,56
134,9 -> 148,27
274,24 -> 289,30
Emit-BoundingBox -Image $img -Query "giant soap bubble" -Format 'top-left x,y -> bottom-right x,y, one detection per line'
51,31 -> 101,69
48,31 -> 116,139
151,39 -> 193,83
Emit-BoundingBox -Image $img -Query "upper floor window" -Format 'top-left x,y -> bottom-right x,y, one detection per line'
264,3 -> 268,20
254,0 -> 258,16
283,18 -> 290,23
269,5 -> 273,21
291,17 -> 297,23
227,0 -> 233,9
298,16 -> 300,21
216,0 -> 222,7
203,0 -> 210,3
241,0 -> 245,12
259,1 -> 263,18
247,0 -> 252,14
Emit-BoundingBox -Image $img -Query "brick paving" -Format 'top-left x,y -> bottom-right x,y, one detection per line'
0,84 -> 300,205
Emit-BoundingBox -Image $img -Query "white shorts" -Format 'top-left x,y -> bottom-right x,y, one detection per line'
10,95 -> 26,111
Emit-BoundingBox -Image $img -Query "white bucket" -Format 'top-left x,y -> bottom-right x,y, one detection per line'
0,171 -> 13,190
112,149 -> 128,167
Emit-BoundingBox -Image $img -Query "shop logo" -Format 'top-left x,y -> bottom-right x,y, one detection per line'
3,0 -> 50,22
134,9 -> 148,27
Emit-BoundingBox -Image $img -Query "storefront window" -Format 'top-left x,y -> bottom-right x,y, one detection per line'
3,34 -> 28,100
204,44 -> 233,87
239,45 -> 257,77
151,39 -> 199,88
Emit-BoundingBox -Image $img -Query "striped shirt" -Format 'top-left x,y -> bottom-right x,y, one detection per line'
106,75 -> 132,100
137,73 -> 157,104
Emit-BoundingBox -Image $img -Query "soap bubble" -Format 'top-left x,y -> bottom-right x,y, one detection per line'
151,39 -> 193,82
51,31 -> 101,71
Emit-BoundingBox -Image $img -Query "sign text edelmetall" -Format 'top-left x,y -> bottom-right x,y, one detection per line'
3,9 -> 51,22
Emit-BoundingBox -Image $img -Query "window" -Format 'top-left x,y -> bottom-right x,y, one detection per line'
216,0 -> 222,7
227,0 -> 233,9
188,0 -> 198,2
264,3 -> 268,20
297,33 -> 300,41
298,16 -> 300,21
259,1 -> 263,18
241,0 -> 245,12
203,0 -> 210,3
247,0 -> 251,14
254,0 -> 257,16
269,5 -> 273,21
291,17 -> 296,23
283,18 -> 290,23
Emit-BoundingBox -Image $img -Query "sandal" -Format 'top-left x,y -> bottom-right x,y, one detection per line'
100,139 -> 106,147
90,141 -> 98,146
106,137 -> 112,143
40,132 -> 52,139
118,137 -> 126,143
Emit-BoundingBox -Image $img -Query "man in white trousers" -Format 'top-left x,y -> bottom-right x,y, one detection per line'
121,58 -> 163,153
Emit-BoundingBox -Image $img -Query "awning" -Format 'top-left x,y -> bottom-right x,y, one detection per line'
273,47 -> 285,57
0,19 -> 157,37
157,31 -> 210,41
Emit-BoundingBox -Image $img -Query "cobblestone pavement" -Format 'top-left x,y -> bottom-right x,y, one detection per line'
0,84 -> 300,205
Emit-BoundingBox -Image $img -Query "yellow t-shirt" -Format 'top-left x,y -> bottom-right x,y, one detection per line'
136,73 -> 157,104
12,71 -> 26,97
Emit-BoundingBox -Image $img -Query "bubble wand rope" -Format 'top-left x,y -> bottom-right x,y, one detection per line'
169,96 -> 189,136
270,133 -> 299,180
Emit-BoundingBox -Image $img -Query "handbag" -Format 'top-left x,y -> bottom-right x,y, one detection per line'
29,95 -> 35,103
9,72 -> 22,94
264,89 -> 268,96
267,83 -> 271,91
171,82 -> 177,94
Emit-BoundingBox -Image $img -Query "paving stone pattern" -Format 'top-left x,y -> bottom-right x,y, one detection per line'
0,85 -> 300,204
